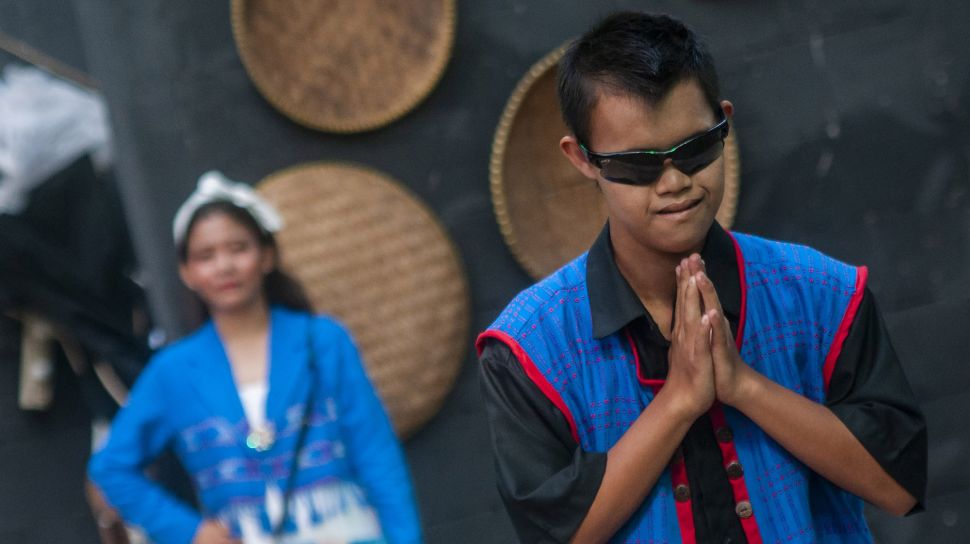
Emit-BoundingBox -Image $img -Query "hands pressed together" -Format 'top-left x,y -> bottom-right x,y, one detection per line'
664,254 -> 755,420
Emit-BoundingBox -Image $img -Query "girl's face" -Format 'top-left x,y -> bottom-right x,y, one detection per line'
178,212 -> 275,316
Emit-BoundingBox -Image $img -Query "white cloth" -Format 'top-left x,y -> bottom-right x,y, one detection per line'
0,65 -> 113,214
172,171 -> 283,244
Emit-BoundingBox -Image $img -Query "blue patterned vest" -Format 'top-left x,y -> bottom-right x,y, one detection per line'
477,232 -> 872,544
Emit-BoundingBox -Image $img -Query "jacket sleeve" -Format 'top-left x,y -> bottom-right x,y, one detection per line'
325,322 -> 423,544
88,355 -> 202,544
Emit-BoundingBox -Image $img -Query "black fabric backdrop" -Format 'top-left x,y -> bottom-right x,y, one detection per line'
1,0 -> 969,542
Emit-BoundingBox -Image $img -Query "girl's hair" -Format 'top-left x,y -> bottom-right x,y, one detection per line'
176,200 -> 314,314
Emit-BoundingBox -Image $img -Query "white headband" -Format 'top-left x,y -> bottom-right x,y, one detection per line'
172,170 -> 283,244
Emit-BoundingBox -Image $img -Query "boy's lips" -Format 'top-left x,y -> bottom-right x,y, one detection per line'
657,197 -> 703,215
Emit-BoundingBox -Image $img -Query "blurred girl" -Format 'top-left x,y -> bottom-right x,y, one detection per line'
89,171 -> 421,544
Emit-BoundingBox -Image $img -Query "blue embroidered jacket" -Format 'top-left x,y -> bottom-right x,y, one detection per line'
89,307 -> 422,544
478,232 -> 872,543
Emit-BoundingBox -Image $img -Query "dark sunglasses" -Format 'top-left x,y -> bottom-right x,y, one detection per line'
580,112 -> 730,186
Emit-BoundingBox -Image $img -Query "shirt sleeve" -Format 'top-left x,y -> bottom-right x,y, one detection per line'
326,321 -> 422,544
825,288 -> 928,513
87,356 -> 203,544
479,339 -> 607,543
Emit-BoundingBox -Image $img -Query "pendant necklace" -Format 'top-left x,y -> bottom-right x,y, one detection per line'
246,422 -> 276,452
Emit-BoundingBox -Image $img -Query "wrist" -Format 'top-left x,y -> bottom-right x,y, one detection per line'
722,364 -> 762,409
654,385 -> 708,424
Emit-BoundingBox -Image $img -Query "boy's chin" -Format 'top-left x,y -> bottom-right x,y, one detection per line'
648,222 -> 713,256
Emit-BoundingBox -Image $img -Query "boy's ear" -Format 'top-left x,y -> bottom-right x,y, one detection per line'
560,135 -> 602,182
720,99 -> 734,118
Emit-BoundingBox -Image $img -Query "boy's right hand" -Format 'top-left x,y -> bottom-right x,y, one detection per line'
663,255 -> 715,420
192,520 -> 241,544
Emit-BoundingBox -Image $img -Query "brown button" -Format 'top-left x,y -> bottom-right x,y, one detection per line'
735,500 -> 753,519
674,484 -> 691,502
716,426 -> 734,443
726,461 -> 744,479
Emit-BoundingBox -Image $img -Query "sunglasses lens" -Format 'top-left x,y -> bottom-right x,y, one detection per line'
673,139 -> 725,175
599,157 -> 663,186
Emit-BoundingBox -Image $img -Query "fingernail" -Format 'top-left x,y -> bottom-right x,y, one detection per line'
689,276 -> 696,286
701,314 -> 710,325
675,265 -> 681,275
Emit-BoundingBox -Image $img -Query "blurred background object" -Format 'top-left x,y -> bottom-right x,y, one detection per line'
231,0 -> 455,132
0,20 -> 150,544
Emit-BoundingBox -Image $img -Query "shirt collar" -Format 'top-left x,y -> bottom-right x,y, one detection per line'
586,221 -> 741,339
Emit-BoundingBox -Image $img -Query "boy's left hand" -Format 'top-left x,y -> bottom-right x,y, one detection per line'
684,255 -> 755,406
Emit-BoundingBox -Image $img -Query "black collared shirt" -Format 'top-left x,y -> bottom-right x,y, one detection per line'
479,222 -> 927,544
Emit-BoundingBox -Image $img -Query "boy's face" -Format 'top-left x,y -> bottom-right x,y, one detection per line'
561,79 -> 732,259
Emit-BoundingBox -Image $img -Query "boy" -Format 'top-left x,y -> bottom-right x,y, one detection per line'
478,12 -> 925,544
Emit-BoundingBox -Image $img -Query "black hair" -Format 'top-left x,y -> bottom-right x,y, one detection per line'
557,11 -> 722,147
177,200 -> 313,314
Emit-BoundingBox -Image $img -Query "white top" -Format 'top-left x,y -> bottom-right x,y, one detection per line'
238,382 -> 268,431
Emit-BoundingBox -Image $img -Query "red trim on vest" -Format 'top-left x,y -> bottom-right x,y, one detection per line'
822,266 -> 869,391
476,330 -> 581,443
726,231 -> 748,348
669,450 -> 698,544
625,328 -> 665,389
709,404 -> 764,544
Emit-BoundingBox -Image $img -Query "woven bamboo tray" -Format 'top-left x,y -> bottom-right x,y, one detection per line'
232,0 -> 455,133
257,162 -> 469,438
490,43 -> 741,280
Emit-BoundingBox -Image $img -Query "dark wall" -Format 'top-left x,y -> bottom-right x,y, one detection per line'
2,0 -> 969,542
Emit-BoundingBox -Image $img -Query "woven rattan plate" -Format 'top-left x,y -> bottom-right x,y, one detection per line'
490,43 -> 742,280
232,0 -> 455,133
257,162 -> 469,438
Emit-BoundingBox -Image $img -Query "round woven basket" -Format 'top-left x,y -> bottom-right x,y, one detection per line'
232,0 -> 455,133
490,43 -> 742,280
256,162 -> 469,438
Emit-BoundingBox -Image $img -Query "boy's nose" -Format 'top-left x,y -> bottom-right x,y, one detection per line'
654,159 -> 692,194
